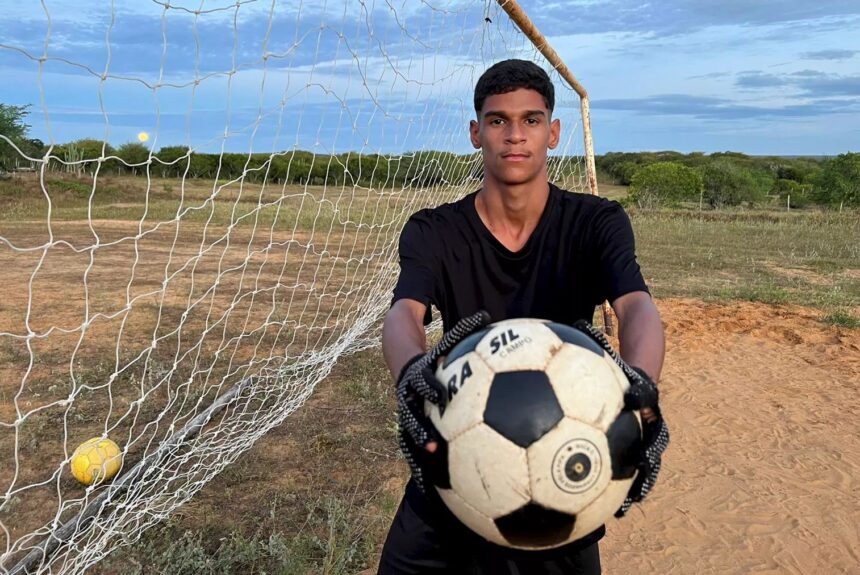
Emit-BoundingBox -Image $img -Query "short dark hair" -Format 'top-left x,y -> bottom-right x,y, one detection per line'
473,59 -> 555,115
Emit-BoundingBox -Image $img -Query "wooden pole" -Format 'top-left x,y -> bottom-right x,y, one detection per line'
495,0 -> 614,334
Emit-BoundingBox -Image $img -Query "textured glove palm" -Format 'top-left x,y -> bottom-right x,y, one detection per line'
396,311 -> 491,492
572,320 -> 670,517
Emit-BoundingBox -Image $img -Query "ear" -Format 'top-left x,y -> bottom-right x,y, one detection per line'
548,118 -> 561,150
469,119 -> 481,149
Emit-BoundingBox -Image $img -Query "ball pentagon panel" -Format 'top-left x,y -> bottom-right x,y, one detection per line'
483,370 -> 563,448
605,410 -> 642,480
544,322 -> 605,357
494,502 -> 577,549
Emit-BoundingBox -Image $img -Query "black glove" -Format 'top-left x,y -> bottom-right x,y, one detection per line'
396,310 -> 491,492
572,320 -> 669,517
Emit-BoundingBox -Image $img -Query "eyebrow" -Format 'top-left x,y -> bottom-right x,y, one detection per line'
482,109 -> 547,119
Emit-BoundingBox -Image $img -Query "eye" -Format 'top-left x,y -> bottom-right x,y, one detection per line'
526,117 -> 540,125
490,118 -> 505,126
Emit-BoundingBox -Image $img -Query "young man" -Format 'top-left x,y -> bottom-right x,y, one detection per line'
378,59 -> 666,574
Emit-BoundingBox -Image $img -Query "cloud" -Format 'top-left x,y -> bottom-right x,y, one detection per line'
733,69 -> 860,97
0,2 -> 487,78
790,69 -> 829,78
521,0 -> 860,38
593,93 -> 860,120
736,72 -> 787,89
801,49 -> 858,60
687,71 -> 732,80
798,74 -> 860,97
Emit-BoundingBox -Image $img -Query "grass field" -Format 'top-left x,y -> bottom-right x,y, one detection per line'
0,173 -> 857,574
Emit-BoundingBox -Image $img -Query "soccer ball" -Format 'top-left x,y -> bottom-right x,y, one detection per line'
427,318 -> 641,550
70,437 -> 123,486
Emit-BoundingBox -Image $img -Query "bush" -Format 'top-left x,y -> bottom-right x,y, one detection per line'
772,178 -> 813,208
628,162 -> 703,209
812,153 -> 860,209
699,161 -> 767,208
47,178 -> 92,197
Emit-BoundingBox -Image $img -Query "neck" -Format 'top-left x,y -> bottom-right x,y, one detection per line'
475,175 -> 550,251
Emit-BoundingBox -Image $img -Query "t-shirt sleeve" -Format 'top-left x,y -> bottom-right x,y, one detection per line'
590,202 -> 649,303
391,212 -> 437,325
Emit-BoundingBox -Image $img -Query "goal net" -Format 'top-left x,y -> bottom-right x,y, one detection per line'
0,1 -> 590,572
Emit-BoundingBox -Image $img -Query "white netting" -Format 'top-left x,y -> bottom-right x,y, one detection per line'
0,1 -> 588,572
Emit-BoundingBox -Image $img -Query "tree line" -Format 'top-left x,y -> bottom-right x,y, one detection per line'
2,104 -> 857,208
597,151 -> 858,209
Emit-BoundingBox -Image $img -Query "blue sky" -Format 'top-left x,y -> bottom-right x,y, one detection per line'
1,0 -> 858,156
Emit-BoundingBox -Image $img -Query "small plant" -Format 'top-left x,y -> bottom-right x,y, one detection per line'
823,310 -> 860,329
107,493 -> 378,575
48,178 -> 92,196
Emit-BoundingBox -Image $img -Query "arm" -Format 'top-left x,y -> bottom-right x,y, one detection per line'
589,202 -> 661,378
382,298 -> 429,381
612,290 -> 664,382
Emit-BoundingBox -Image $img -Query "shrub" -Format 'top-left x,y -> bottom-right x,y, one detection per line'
699,161 -> 767,208
628,162 -> 703,209
812,153 -> 860,209
772,178 -> 813,208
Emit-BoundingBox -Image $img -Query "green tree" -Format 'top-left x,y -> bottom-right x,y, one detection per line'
628,162 -> 703,209
154,145 -> 191,178
21,138 -> 45,160
813,153 -> 860,208
700,161 -> 766,208
0,103 -> 32,170
189,152 -> 217,179
116,142 -> 150,175
611,161 -> 640,185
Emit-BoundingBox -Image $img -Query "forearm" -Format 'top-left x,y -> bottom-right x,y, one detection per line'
382,302 -> 427,380
614,293 -> 665,382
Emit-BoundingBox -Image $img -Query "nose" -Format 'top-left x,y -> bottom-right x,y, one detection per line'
505,122 -> 525,144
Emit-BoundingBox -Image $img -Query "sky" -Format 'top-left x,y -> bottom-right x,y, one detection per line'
1,0 -> 858,156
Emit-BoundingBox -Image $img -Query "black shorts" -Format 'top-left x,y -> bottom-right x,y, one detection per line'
377,479 -> 603,575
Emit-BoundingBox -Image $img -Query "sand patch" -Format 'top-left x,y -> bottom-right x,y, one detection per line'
602,298 -> 860,574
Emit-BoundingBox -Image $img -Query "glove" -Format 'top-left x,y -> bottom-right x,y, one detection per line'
396,310 -> 491,493
572,320 -> 670,517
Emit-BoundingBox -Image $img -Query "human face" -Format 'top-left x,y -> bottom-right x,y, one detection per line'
470,88 -> 560,188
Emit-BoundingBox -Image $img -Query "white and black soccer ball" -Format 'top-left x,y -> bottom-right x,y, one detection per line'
427,317 -> 642,550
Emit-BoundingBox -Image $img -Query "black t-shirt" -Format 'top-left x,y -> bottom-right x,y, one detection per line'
390,183 -> 650,555
393,183 -> 649,331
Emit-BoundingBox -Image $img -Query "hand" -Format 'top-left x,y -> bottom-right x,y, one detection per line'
616,365 -> 669,517
396,310 -> 491,492
571,320 -> 669,517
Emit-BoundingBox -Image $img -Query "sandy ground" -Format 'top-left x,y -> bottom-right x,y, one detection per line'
7,295 -> 857,574
597,299 -> 860,574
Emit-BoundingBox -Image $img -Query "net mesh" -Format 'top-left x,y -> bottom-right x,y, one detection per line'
0,1 -> 588,572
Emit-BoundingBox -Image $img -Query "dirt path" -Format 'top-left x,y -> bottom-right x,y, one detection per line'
601,299 -> 860,574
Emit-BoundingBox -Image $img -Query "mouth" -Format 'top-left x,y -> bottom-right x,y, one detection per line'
502,153 -> 530,162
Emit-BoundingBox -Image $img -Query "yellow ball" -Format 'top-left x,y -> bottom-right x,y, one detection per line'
70,437 -> 123,486
137,131 -> 150,142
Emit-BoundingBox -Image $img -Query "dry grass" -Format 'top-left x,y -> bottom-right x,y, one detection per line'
0,173 -> 857,573
0,173 -> 419,561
